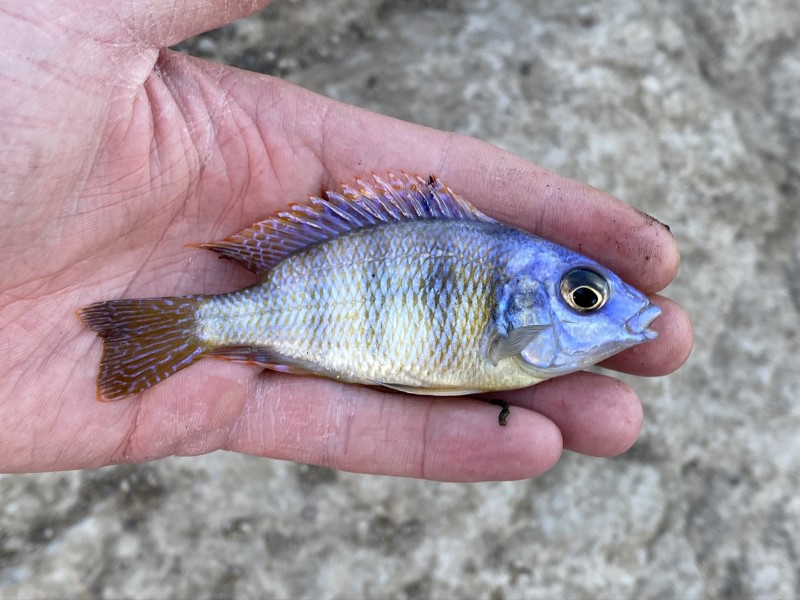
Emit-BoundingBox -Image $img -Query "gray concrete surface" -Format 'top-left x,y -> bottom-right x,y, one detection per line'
2,0 -> 799,597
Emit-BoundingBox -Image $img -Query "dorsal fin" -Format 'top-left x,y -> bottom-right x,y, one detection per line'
200,173 -> 496,276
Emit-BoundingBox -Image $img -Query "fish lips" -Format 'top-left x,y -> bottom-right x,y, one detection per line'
625,302 -> 662,341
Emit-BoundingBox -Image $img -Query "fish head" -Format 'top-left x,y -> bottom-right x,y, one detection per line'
499,238 -> 661,377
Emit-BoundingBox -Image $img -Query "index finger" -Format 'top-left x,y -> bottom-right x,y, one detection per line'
440,139 -> 680,294
99,0 -> 679,295
305,99 -> 680,294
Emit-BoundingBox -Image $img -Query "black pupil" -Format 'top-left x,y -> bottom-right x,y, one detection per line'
572,287 -> 599,309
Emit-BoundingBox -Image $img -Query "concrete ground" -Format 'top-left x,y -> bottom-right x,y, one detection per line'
2,0 -> 799,597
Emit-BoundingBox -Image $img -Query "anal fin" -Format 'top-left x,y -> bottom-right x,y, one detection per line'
209,347 -> 325,376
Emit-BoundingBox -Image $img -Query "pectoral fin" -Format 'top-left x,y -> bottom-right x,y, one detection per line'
487,325 -> 550,366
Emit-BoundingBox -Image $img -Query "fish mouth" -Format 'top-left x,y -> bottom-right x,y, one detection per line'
625,303 -> 662,340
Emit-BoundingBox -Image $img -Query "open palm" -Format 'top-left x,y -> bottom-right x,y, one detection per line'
0,0 -> 691,480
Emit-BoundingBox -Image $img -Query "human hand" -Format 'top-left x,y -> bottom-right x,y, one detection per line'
0,0 -> 692,480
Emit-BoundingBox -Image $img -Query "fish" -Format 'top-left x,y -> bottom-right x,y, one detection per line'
79,174 -> 661,424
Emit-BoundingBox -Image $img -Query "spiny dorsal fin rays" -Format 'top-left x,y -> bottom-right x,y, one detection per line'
199,173 -> 497,277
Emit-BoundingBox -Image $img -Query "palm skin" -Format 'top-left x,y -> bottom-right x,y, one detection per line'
0,1 -> 692,480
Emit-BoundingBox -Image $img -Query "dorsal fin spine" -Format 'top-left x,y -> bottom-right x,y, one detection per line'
374,175 -> 406,209
324,192 -> 376,225
354,193 -> 388,221
433,184 -> 458,218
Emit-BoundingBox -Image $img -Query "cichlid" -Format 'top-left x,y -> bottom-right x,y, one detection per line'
80,174 -> 660,417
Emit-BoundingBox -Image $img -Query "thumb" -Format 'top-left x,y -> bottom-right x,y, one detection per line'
101,0 -> 274,48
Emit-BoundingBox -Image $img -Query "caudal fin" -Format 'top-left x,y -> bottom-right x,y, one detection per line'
79,296 -> 206,401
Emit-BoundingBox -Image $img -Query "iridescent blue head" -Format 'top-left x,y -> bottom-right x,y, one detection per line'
493,232 -> 661,377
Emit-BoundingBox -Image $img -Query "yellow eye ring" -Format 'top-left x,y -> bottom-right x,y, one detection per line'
560,268 -> 610,312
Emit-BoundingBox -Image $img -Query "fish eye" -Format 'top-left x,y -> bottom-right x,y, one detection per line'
560,268 -> 610,312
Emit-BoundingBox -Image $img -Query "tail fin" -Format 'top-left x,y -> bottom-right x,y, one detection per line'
79,296 -> 206,401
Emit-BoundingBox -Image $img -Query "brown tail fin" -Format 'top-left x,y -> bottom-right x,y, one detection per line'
79,296 -> 206,400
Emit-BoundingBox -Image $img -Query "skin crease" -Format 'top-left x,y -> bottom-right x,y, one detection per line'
0,0 -> 693,481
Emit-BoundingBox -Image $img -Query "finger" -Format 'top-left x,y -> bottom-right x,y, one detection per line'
104,361 -> 563,482
433,139 -> 681,295
221,374 -> 563,482
500,371 -> 643,458
185,61 -> 680,294
103,0 -> 273,48
96,362 -> 564,481
148,53 -> 680,296
13,339 -> 564,480
292,97 -> 679,293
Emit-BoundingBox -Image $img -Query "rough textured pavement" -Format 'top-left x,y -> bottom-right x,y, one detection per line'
2,0 -> 799,597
